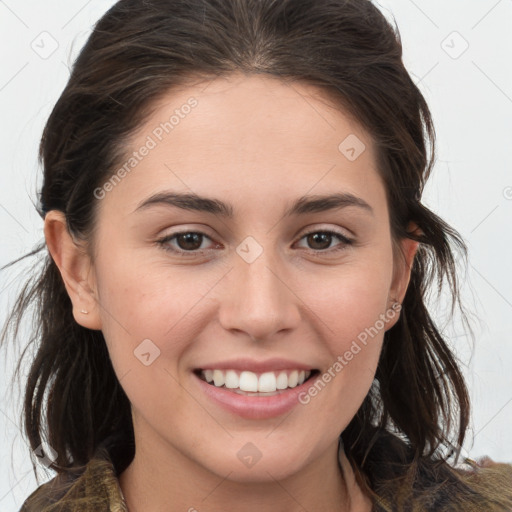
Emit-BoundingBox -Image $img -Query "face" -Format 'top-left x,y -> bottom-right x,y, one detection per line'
49,72 -> 416,482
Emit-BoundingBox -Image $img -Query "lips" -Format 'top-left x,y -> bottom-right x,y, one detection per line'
193,367 -> 321,419
196,357 -> 315,373
192,358 -> 320,419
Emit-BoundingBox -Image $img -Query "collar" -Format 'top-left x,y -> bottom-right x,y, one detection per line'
21,441 -> 128,512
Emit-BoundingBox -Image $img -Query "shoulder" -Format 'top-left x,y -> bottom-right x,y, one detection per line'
452,457 -> 512,510
19,445 -> 127,512
19,471 -> 78,512
361,429 -> 512,511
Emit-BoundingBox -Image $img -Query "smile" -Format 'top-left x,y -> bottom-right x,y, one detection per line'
192,358 -> 321,419
197,369 -> 316,394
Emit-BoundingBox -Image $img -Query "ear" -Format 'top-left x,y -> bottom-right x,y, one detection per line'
386,221 -> 421,329
44,210 -> 102,330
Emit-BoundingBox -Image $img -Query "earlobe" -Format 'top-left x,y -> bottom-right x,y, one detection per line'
44,210 -> 102,330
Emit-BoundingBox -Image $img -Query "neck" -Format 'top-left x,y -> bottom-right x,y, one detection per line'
119,429 -> 372,512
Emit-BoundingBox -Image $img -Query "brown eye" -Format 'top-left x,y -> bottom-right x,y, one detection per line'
297,230 -> 353,253
175,232 -> 204,251
306,232 -> 333,250
157,231 -> 217,255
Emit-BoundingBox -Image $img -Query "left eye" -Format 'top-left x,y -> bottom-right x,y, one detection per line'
295,230 -> 353,252
157,229 -> 353,255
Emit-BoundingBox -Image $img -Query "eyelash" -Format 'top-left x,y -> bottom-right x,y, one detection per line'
156,229 -> 354,257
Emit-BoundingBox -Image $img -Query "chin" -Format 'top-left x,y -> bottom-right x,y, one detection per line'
199,439 -> 312,483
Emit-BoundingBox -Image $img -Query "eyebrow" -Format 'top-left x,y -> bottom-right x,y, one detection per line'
133,191 -> 374,217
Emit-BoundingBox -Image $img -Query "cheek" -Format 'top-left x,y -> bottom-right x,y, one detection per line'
92,259 -> 204,423
303,255 -> 394,349
299,254 -> 394,406
94,249 -> 213,340
92,250 -> 229,402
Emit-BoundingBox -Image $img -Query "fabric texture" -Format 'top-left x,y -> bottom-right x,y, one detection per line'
19,443 -> 127,512
19,438 -> 356,512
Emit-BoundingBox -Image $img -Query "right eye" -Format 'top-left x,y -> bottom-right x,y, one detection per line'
156,231 -> 222,256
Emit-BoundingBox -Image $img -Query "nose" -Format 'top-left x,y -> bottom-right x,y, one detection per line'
217,244 -> 302,342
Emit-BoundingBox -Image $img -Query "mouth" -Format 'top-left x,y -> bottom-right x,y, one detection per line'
194,368 -> 320,396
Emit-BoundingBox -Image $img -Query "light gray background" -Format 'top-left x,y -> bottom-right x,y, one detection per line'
1,1 -> 511,510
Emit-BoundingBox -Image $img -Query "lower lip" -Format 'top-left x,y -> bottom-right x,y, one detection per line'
194,372 -> 318,420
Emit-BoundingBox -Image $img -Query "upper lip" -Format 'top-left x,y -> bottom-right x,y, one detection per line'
195,358 -> 317,373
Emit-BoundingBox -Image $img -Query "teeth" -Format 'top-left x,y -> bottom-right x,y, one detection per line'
239,371 -> 258,392
276,371 -> 288,389
258,372 -> 276,392
225,370 -> 239,389
200,369 -> 312,393
212,369 -> 224,387
288,370 -> 298,388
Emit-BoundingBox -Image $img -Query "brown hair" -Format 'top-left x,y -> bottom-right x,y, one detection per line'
2,0 -> 511,510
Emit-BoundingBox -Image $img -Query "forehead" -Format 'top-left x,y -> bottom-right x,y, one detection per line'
98,72 -> 385,217
143,72 -> 369,151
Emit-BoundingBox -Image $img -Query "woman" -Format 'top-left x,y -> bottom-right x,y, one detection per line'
2,0 -> 511,510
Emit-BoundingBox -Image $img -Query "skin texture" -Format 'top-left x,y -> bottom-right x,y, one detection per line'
44,72 -> 419,512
